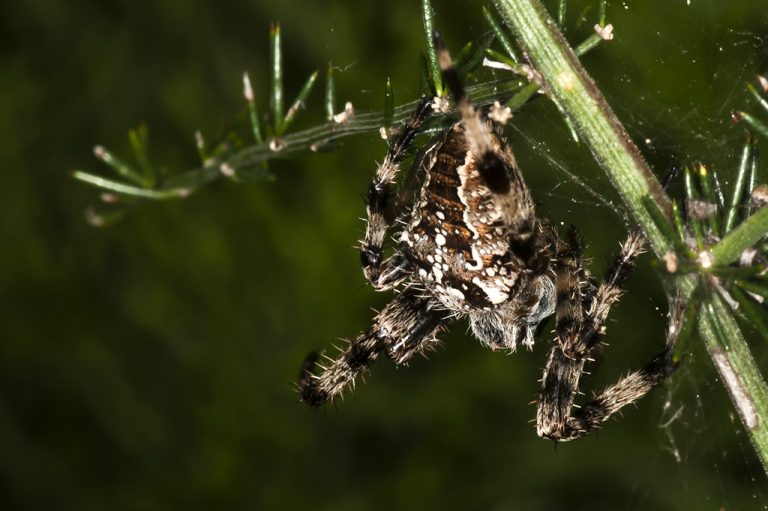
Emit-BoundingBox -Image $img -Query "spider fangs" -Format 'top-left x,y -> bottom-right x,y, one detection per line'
299,48 -> 678,441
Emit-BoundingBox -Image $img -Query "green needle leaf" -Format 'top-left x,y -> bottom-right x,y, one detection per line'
734,111 -> 768,141
711,205 -> 768,266
725,135 -> 754,233
557,0 -> 567,28
194,131 -> 209,165
736,280 -> 768,301
270,23 -> 284,133
243,72 -> 264,144
419,52 -> 432,96
684,165 -> 705,249
485,48 -> 522,73
279,70 -> 319,136
697,163 -> 721,236
420,0 -> 444,96
730,285 -> 768,346
384,77 -> 394,131
128,125 -> 153,186
598,0 -> 607,26
325,61 -> 336,122
482,4 -> 519,63
747,142 -> 759,217
671,200 -> 687,244
456,33 -> 496,77
72,171 -> 191,199
93,145 -> 148,187
747,82 -> 768,114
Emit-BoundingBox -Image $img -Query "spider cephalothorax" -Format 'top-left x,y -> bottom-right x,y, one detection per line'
299,48 -> 677,441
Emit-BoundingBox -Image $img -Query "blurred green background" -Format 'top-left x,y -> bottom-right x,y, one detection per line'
3,0 -> 768,509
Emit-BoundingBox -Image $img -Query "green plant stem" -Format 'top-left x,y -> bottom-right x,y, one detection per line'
492,0 -> 671,256
711,205 -> 768,265
698,293 -> 768,471
494,0 -> 768,474
77,78 -> 526,198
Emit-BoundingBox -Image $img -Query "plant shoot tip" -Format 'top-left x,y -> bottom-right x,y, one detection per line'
243,72 -> 254,102
594,23 -> 614,41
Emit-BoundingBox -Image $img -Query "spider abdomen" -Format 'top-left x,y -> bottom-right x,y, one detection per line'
399,123 -> 535,316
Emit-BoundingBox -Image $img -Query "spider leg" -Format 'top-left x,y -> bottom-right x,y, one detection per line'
536,232 -> 679,441
360,98 -> 435,290
299,286 -> 445,406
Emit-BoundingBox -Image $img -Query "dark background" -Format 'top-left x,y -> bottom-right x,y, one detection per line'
2,0 -> 768,509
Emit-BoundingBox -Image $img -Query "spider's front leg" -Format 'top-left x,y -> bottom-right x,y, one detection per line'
536,232 -> 679,441
299,285 -> 446,406
360,98 -> 435,291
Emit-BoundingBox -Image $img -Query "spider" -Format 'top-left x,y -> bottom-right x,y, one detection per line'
298,45 -> 678,441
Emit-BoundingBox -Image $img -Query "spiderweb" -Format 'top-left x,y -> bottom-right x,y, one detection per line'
509,2 -> 768,509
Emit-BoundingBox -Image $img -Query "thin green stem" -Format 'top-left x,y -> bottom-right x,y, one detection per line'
698,291 -> 768,471
574,34 -> 602,57
77,77 -> 526,199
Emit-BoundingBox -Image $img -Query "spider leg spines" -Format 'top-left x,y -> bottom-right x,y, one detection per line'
359,98 -> 434,290
555,348 -> 676,441
559,232 -> 645,359
298,287 -> 446,407
537,232 -> 674,441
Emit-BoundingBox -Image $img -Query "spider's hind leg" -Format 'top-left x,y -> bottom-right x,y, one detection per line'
299,286 -> 447,406
536,233 -> 680,441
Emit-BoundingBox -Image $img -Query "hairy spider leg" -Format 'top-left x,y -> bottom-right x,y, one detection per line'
299,286 -> 445,406
537,233 -> 678,441
360,97 -> 436,291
